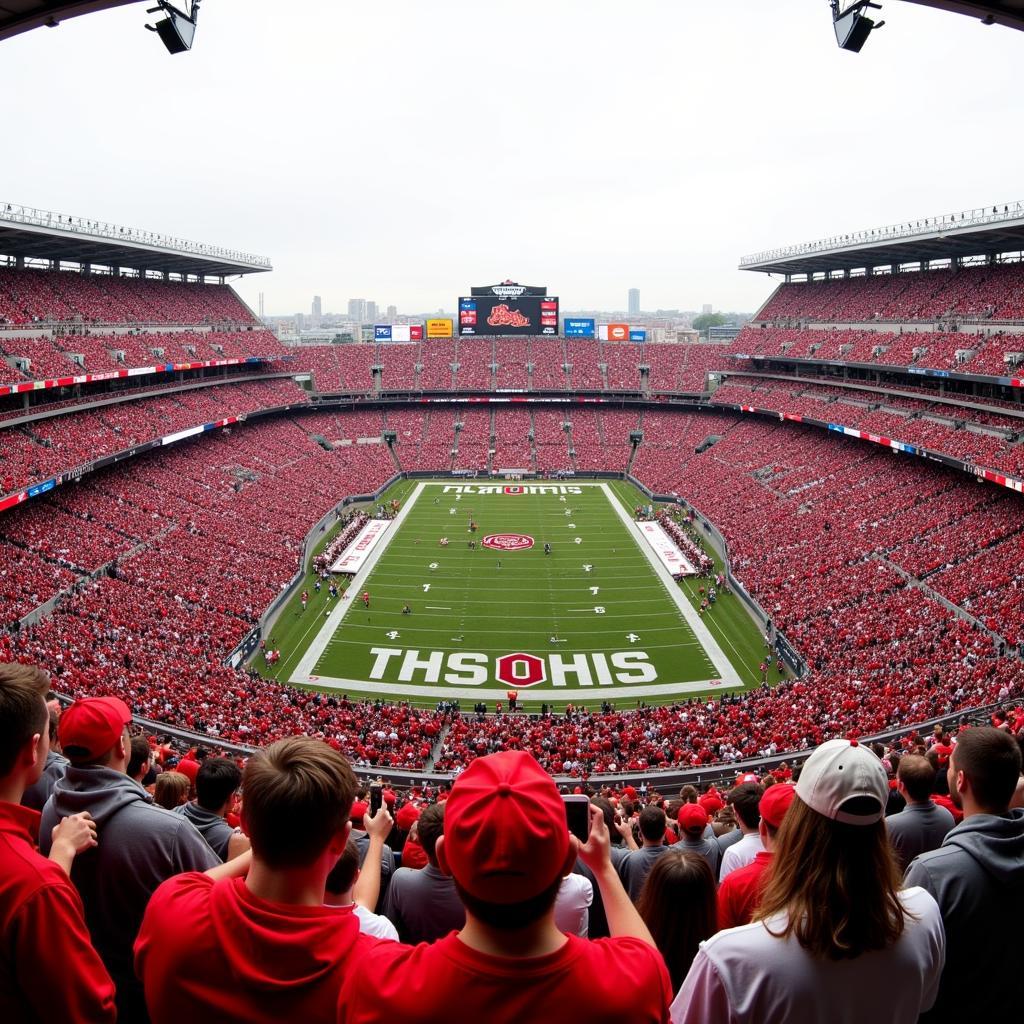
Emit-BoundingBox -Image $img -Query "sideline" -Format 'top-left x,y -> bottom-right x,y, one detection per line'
290,482 -> 426,684
600,483 -> 742,689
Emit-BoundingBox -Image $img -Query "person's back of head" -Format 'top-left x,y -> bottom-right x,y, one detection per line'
153,771 -> 190,810
195,757 -> 242,814
0,662 -> 50,784
948,726 -> 1022,815
759,739 -> 905,960
436,750 -> 575,932
636,850 -> 717,991
639,805 -> 667,843
58,697 -> 133,770
678,785 -> 698,804
896,754 -> 935,804
127,735 -> 152,781
729,782 -> 764,830
325,838 -> 361,899
242,736 -> 357,869
416,802 -> 445,866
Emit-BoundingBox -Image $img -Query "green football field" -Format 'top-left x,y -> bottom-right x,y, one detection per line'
258,479 -> 771,710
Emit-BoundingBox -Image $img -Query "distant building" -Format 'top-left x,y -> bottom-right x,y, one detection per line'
294,313 -> 305,332
702,303 -> 713,315
386,304 -> 397,319
365,301 -> 378,322
628,288 -> 640,316
311,295 -> 322,328
347,298 -> 366,320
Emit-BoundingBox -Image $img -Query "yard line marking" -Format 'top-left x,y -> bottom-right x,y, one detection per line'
424,605 -> 452,610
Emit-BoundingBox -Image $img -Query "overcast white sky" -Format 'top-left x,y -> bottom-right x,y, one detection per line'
0,1 -> 1021,315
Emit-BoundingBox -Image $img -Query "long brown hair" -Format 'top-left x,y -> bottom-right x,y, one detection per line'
756,796 -> 907,959
637,850 -> 717,990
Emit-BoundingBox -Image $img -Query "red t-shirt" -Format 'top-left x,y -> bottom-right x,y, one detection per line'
338,931 -> 671,1023
0,801 -> 116,1023
716,850 -> 773,931
135,872 -> 380,1024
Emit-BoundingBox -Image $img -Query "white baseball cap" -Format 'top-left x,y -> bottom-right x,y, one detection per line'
795,739 -> 888,825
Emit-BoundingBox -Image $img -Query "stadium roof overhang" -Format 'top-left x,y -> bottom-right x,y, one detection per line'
739,200 -> 1024,277
0,202 -> 271,277
0,1 -> 144,43
901,0 -> 1024,32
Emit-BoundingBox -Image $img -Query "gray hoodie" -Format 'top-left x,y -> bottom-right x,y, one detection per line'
21,748 -> 69,811
904,808 -> 1024,1020
39,764 -> 218,1022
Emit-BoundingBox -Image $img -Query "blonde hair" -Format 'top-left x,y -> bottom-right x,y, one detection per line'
153,771 -> 190,809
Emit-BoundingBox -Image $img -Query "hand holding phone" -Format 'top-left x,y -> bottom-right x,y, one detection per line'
562,794 -> 590,843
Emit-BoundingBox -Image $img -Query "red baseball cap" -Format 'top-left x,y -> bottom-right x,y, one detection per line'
442,751 -> 570,904
759,782 -> 796,829
58,697 -> 132,760
738,772 -> 760,785
699,793 -> 724,814
396,802 -> 421,831
677,803 -> 709,831
350,800 -> 368,824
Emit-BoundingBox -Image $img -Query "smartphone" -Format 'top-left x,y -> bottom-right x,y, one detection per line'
369,783 -> 383,816
563,794 -> 590,843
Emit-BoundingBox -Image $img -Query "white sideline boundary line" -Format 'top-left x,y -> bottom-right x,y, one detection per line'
290,482 -> 426,684
600,483 -> 743,689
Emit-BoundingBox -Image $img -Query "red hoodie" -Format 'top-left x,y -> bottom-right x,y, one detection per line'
135,873 -> 380,1023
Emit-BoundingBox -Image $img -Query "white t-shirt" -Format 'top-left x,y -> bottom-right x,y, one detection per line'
554,873 -> 594,938
719,832 -> 765,881
670,886 -> 944,1024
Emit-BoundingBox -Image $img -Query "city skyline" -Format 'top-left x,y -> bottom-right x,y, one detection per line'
0,2 -> 1020,315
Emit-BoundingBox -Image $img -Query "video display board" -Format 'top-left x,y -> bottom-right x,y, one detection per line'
459,295 -> 559,336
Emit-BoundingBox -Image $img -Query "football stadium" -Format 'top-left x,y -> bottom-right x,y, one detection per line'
1,3 -> 1023,1022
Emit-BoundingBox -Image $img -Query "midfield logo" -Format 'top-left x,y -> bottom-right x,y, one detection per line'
482,533 -> 534,551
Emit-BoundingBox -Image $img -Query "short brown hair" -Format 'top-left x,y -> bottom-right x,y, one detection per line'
897,755 -> 935,803
242,737 -> 357,868
0,663 -> 50,777
325,838 -> 360,896
417,803 -> 445,863
952,727 -> 1022,812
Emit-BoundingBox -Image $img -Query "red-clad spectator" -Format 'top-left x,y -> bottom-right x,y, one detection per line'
716,782 -> 796,930
0,663 -> 116,1022
339,751 -> 672,1024
135,737 -> 383,1023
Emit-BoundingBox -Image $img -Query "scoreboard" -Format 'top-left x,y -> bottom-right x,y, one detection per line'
458,292 -> 559,336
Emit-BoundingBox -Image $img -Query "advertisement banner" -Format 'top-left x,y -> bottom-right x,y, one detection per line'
374,325 -> 392,341
330,519 -> 392,573
635,521 -> 696,577
390,325 -> 411,343
629,329 -> 647,342
410,325 -> 424,341
564,318 -> 595,338
426,318 -> 454,338
605,323 -> 630,343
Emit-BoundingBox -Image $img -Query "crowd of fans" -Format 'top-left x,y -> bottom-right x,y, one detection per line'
756,261 -> 1024,322
2,661 -> 1021,1021
1,377 -> 309,494
0,266 -> 258,326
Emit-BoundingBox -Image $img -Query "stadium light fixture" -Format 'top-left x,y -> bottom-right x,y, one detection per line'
830,0 -> 884,53
145,1 -> 200,54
